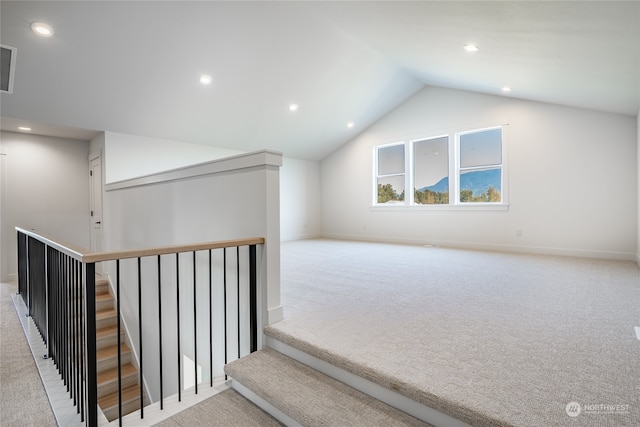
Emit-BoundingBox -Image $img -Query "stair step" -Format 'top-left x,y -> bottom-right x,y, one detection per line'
97,363 -> 138,398
225,348 -> 430,426
95,279 -> 109,295
97,343 -> 130,361
96,293 -> 114,312
96,324 -> 124,350
97,344 -> 131,373
96,308 -> 116,329
98,384 -> 142,422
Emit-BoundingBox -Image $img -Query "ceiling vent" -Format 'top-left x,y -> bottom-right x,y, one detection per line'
1,45 -> 17,94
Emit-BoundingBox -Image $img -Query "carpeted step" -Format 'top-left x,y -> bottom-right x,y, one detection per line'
157,388 -> 284,426
225,348 -> 432,426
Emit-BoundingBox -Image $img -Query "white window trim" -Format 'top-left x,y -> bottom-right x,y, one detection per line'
371,125 -> 509,210
373,142 -> 407,206
455,125 -> 507,206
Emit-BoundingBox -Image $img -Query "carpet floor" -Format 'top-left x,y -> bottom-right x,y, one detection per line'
0,282 -> 56,426
156,388 -> 283,426
267,239 -> 640,427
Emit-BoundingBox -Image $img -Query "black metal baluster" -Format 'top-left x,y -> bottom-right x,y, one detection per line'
71,258 -> 77,406
157,255 -> 163,410
85,263 -> 97,427
223,248 -> 227,379
77,260 -> 82,413
79,260 -> 85,422
236,246 -> 240,359
193,251 -> 197,394
64,254 -> 70,392
138,257 -> 144,418
116,260 -> 122,425
209,249 -> 213,387
176,253 -> 181,402
249,245 -> 257,353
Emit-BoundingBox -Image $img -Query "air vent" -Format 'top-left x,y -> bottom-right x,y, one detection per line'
1,45 -> 17,94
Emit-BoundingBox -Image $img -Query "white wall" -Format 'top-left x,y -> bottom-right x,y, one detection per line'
104,131 -> 322,241
104,131 -> 243,183
637,110 -> 640,265
0,131 -> 91,280
101,151 -> 281,401
280,157 -> 321,240
321,86 -> 637,260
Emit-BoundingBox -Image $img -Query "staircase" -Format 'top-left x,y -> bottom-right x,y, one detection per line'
95,277 -> 143,421
225,345 -> 435,426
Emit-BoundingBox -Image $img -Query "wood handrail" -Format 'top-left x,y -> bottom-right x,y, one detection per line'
83,237 -> 265,263
16,226 -> 264,264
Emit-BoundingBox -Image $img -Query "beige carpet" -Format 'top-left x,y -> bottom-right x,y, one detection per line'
157,388 -> 283,426
0,282 -> 56,426
225,347 -> 432,426
267,239 -> 640,427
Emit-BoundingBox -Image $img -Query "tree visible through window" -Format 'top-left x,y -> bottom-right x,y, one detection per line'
458,128 -> 502,203
376,144 -> 405,204
414,136 -> 449,204
374,126 -> 506,207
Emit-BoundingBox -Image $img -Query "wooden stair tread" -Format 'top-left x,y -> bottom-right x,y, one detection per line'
96,293 -> 113,302
96,308 -> 116,320
97,363 -> 138,384
96,325 -> 120,339
97,344 -> 130,361
98,384 -> 141,409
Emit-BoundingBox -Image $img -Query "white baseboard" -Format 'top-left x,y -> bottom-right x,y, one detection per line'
267,305 -> 283,324
321,233 -> 636,261
280,233 -> 322,242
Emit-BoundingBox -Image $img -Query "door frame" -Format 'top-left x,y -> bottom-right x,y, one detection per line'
88,151 -> 103,274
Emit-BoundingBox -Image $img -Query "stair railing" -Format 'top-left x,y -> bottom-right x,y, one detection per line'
16,226 -> 264,426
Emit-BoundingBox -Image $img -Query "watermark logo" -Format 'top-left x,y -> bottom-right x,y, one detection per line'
565,401 -> 630,417
566,402 -> 581,417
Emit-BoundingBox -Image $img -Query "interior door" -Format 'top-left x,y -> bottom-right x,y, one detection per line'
89,155 -> 103,273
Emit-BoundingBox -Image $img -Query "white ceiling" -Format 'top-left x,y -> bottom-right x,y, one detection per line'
1,1 -> 638,160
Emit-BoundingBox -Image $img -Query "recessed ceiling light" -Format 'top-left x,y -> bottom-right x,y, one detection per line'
199,74 -> 212,85
347,122 -> 354,128
289,104 -> 298,112
463,44 -> 479,52
18,126 -> 32,131
31,22 -> 54,37
502,86 -> 512,92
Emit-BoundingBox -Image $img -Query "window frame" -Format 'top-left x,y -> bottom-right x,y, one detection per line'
372,125 -> 508,210
455,126 -> 506,205
373,142 -> 407,206
410,134 -> 451,206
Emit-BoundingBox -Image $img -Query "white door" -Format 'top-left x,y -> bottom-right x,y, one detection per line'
89,155 -> 103,273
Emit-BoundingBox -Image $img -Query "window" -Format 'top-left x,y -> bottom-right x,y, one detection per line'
457,127 -> 503,204
373,126 -> 506,208
413,136 -> 449,205
375,143 -> 405,204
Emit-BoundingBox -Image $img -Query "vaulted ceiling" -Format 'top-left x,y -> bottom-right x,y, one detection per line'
1,1 -> 638,160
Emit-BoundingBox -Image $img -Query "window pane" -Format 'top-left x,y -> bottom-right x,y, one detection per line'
377,144 -> 405,175
460,128 -> 502,168
414,137 -> 449,205
377,176 -> 405,204
459,167 -> 501,203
